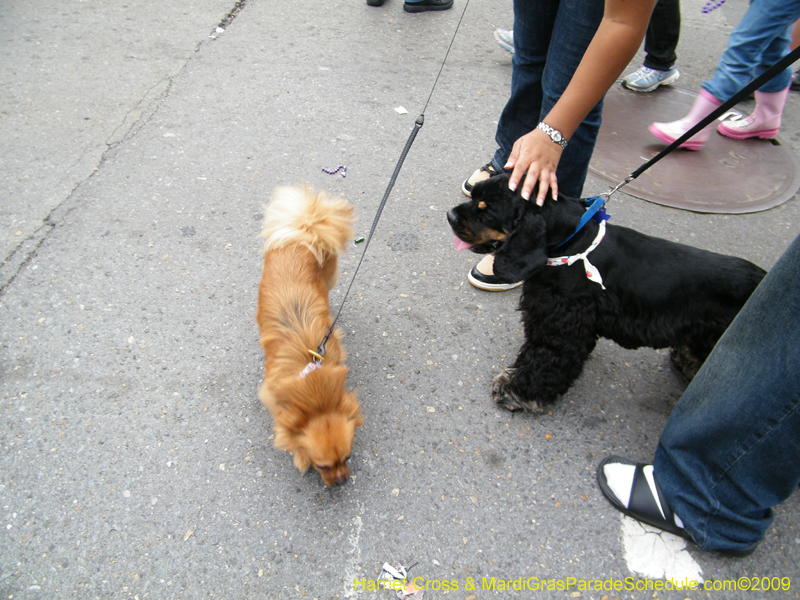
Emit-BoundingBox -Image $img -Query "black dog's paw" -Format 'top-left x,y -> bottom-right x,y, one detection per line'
669,346 -> 703,381
492,368 -> 544,413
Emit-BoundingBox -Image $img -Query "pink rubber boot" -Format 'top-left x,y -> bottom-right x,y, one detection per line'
718,87 -> 790,140
648,89 -> 722,150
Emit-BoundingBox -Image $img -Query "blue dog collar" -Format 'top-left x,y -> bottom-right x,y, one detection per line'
555,196 -> 609,249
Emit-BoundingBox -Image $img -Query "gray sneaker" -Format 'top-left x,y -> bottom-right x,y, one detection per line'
622,66 -> 680,93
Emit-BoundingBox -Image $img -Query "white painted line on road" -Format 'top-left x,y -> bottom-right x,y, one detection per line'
621,515 -> 704,584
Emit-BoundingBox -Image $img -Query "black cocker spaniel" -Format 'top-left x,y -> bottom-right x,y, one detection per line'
448,174 -> 766,412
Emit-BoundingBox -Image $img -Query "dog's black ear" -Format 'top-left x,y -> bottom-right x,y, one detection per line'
493,210 -> 548,283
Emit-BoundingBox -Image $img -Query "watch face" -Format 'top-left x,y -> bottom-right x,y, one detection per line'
552,131 -> 562,142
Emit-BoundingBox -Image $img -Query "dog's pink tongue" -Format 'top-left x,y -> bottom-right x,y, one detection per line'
453,236 -> 474,252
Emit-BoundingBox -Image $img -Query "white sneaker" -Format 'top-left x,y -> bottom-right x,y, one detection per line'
622,66 -> 680,93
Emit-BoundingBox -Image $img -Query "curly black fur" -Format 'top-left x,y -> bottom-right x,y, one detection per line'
447,174 -> 766,412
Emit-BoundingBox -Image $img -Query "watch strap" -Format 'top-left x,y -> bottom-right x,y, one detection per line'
537,122 -> 568,149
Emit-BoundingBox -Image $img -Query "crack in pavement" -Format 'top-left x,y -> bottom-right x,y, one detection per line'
217,0 -> 248,31
0,0 -> 250,297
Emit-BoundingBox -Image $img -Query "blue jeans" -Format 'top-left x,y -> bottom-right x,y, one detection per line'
703,0 -> 800,100
654,233 -> 800,554
491,0 -> 604,198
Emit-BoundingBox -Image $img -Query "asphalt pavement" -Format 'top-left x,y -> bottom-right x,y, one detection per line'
2,0 -> 800,598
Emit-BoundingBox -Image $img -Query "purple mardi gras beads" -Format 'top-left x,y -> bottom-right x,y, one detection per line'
702,0 -> 726,14
322,165 -> 347,178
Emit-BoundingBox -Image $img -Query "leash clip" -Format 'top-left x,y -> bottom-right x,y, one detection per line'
600,175 -> 634,204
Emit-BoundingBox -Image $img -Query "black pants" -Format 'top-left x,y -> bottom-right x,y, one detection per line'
643,0 -> 680,71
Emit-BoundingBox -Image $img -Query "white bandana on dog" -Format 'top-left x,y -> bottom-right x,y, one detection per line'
546,221 -> 607,289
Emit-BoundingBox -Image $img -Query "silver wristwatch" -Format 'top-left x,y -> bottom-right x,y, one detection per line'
537,122 -> 567,149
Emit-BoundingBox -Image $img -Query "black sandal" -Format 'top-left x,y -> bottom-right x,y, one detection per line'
462,162 -> 501,197
597,455 -> 760,557
597,455 -> 688,538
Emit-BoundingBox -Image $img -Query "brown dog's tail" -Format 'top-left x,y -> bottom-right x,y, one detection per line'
261,185 -> 355,266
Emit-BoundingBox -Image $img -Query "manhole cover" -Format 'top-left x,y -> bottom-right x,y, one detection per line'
589,85 -> 800,213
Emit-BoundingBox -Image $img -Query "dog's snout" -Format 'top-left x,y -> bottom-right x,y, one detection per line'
446,208 -> 459,227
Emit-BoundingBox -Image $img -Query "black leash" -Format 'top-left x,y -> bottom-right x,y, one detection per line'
555,47 -> 800,249
316,113 -> 423,358
316,0 -> 472,359
604,45 -> 800,200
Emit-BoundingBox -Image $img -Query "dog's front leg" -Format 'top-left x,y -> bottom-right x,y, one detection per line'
493,291 -> 598,412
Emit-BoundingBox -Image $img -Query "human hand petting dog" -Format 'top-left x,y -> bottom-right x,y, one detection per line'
502,0 -> 658,207
504,128 -> 563,206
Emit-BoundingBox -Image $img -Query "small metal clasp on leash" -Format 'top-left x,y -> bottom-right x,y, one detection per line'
599,174 -> 634,205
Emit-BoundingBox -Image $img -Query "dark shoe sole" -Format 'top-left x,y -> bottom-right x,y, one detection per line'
468,266 -> 522,292
404,0 -> 453,12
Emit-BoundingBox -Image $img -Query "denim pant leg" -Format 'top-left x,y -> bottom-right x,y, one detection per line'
654,233 -> 800,553
643,0 -> 681,72
703,0 -> 800,100
492,0 -> 604,198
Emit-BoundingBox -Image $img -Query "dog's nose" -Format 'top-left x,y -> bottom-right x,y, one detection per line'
334,475 -> 348,487
446,208 -> 458,227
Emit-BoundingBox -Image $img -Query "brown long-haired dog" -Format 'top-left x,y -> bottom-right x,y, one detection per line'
256,185 -> 363,486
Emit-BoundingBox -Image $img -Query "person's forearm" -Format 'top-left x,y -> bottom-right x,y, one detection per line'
543,2 -> 656,141
506,0 -> 656,204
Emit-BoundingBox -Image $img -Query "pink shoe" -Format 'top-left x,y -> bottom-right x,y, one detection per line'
718,87 -> 789,140
648,89 -> 722,150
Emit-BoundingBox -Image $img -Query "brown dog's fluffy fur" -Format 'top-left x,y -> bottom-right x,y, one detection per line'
256,185 -> 363,486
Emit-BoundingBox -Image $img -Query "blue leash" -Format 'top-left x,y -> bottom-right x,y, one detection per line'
555,196 -> 610,249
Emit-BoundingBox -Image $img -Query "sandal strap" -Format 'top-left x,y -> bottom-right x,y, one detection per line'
597,456 -> 686,538
629,463 -> 677,530
481,162 -> 500,177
